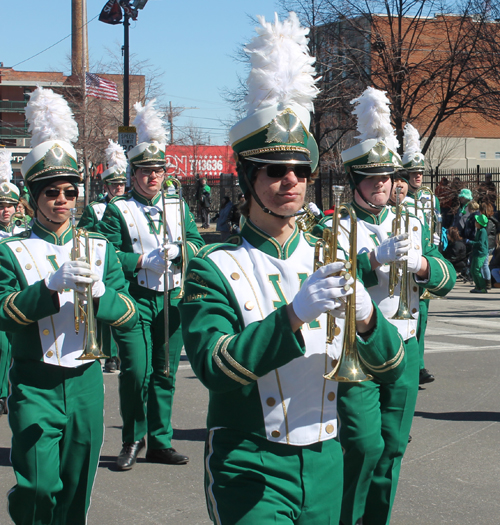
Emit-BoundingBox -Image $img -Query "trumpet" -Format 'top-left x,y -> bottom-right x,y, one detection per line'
296,204 -> 318,233
8,212 -> 31,233
389,194 -> 415,320
71,208 -> 109,361
160,177 -> 188,376
315,185 -> 372,383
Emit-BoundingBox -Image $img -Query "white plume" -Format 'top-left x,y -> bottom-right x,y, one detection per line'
133,99 -> 168,144
0,150 -> 12,184
25,87 -> 79,148
351,87 -> 399,152
105,140 -> 128,172
403,123 -> 421,159
243,12 -> 319,115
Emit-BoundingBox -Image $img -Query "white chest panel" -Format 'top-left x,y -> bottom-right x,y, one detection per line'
332,210 -> 422,341
0,231 -> 10,240
115,198 -> 182,292
208,236 -> 342,446
8,234 -> 106,368
92,202 -> 107,221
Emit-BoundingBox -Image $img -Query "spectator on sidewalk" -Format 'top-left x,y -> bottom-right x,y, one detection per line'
489,234 -> 500,288
199,177 -> 211,228
443,226 -> 468,279
214,196 -> 233,241
468,214 -> 489,293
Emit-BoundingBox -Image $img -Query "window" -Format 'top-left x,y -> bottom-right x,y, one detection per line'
480,152 -> 486,159
495,152 -> 500,160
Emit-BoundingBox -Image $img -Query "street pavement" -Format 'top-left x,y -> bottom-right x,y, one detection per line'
0,279 -> 499,524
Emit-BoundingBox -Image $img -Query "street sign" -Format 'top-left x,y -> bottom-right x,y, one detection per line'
118,126 -> 137,186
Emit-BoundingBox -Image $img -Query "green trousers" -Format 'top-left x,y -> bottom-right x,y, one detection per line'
471,255 -> 487,291
114,288 -> 183,448
416,298 -> 429,371
8,359 -> 104,525
338,337 -> 419,525
205,428 -> 343,525
0,331 -> 11,397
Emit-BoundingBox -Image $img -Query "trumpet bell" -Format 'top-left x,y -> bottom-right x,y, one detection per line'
324,342 -> 373,382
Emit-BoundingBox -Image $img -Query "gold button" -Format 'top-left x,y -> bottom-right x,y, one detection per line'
326,424 -> 334,434
413,226 -> 418,231
133,238 -> 138,242
46,351 -> 53,358
129,223 -> 134,227
177,236 -> 181,241
415,245 -> 420,250
327,392 -> 336,401
244,301 -> 254,311
95,260 -> 102,266
25,264 -> 32,270
230,272 -> 240,280
413,286 -> 418,292
123,210 -> 128,213
271,430 -> 281,438
410,329 -> 415,335
43,329 -> 50,335
140,280 -> 145,284
266,397 -> 276,407
16,247 -> 22,252
178,222 -> 181,226
412,308 -> 417,314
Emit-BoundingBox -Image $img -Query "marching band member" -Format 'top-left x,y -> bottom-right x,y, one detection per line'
0,150 -> 20,415
402,123 -> 440,385
322,87 -> 456,525
97,100 -> 204,470
0,87 -> 138,525
180,15 -> 404,525
79,140 -> 129,372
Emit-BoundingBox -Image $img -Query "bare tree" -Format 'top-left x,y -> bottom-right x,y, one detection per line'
281,0 -> 500,156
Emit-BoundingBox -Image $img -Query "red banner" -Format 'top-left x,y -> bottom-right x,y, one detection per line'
165,145 -> 237,180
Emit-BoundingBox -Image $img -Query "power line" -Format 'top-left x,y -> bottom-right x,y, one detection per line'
11,14 -> 99,68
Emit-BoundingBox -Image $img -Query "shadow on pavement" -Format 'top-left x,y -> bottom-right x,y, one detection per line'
414,410 -> 500,422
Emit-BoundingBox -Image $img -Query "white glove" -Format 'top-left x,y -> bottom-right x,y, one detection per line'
337,280 -> 374,322
141,248 -> 166,274
292,262 -> 353,324
433,232 -> 440,245
164,243 -> 180,261
77,280 -> 106,302
308,202 -> 321,217
45,259 -> 97,294
402,248 -> 423,273
373,234 -> 410,265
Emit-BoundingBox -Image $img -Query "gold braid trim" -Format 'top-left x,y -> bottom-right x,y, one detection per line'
110,294 -> 136,327
426,257 -> 450,293
3,292 -> 33,326
359,338 -> 405,374
212,335 -> 250,385
220,334 -> 258,381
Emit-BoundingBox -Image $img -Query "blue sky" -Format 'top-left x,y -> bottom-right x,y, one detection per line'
1,0 -> 284,145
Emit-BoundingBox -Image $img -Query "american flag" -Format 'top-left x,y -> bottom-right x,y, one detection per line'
85,72 -> 119,102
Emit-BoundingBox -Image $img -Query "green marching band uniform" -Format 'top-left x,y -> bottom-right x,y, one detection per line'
318,88 -> 456,525
0,151 -> 21,413
401,123 -> 441,382
97,99 -> 204,468
180,15 -> 404,525
0,87 -> 138,525
78,140 -> 130,364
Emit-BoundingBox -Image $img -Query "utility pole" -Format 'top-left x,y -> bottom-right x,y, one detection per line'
123,12 -> 130,126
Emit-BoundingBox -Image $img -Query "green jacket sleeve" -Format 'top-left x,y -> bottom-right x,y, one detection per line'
181,200 -> 205,262
95,240 -> 138,331
97,202 -> 141,280
78,204 -> 98,231
180,255 -> 305,393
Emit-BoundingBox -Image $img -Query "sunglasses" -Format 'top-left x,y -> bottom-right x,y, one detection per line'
258,164 -> 312,179
44,188 -> 79,199
140,168 -> 165,177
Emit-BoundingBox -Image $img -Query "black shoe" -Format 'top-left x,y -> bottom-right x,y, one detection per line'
419,368 -> 435,385
486,280 -> 492,290
0,398 -> 7,416
116,438 -> 145,470
146,447 -> 189,465
104,357 -> 119,373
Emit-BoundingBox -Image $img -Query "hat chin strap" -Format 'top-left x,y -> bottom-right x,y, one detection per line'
350,173 -> 387,211
243,170 -> 301,220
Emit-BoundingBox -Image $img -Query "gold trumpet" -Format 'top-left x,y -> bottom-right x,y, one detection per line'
389,195 -> 415,320
160,177 -> 188,376
315,185 -> 372,383
296,204 -> 318,233
8,212 -> 31,232
71,209 -> 108,361
418,186 -> 441,300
